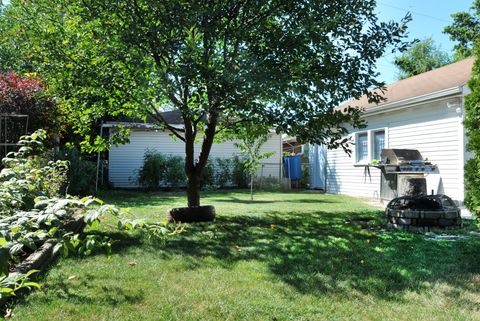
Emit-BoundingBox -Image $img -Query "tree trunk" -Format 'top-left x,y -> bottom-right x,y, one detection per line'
187,173 -> 201,207
250,174 -> 254,201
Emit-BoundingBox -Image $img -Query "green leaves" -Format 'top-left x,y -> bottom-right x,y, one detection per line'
458,2 -> 480,212
444,0 -> 480,60
4,0 -> 411,151
393,38 -> 452,79
0,270 -> 40,299
0,130 -> 69,215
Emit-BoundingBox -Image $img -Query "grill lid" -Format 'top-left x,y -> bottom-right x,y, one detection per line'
381,149 -> 423,165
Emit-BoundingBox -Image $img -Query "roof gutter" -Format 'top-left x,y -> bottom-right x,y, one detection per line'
102,121 -> 184,129
362,86 -> 464,117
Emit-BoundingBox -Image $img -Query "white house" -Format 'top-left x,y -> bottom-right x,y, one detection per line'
105,112 -> 283,188
311,57 -> 474,206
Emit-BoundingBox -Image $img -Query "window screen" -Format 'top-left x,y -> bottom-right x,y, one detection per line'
356,133 -> 368,163
373,130 -> 385,160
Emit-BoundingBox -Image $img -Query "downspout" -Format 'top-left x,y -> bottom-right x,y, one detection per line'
324,147 -> 328,192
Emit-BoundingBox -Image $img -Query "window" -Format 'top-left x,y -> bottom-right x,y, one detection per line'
356,133 -> 368,163
373,130 -> 385,161
354,128 -> 387,165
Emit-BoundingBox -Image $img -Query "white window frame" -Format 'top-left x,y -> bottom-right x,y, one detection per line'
353,127 -> 388,166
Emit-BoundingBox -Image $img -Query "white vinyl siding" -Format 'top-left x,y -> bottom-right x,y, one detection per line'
326,96 -> 465,203
108,130 -> 283,188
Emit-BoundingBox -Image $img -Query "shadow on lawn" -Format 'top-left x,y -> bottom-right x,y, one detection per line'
38,270 -> 145,306
153,210 -> 480,301
98,189 -> 332,208
213,197 -> 340,204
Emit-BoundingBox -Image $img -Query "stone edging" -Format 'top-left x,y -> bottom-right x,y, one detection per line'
0,212 -> 85,307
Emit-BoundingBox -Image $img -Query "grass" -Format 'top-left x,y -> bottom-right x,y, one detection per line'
10,190 -> 480,321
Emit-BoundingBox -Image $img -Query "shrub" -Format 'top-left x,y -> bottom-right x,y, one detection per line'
201,160 -> 216,188
0,71 -> 62,139
164,155 -> 186,188
465,158 -> 480,211
55,146 -> 97,196
253,176 -> 289,191
231,156 -> 248,188
136,151 -> 187,190
136,150 -> 167,190
0,130 -> 68,213
464,55 -> 480,212
0,130 -> 181,302
136,151 -> 252,190
215,158 -> 232,188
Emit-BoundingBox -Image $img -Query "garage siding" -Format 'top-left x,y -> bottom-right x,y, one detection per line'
108,130 -> 283,188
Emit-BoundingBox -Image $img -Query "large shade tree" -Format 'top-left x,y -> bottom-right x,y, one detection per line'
444,0 -> 480,60
445,0 -> 480,211
2,0 -> 410,207
393,37 -> 452,80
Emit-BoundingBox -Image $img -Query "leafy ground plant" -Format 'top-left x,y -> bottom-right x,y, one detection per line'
0,131 -> 181,304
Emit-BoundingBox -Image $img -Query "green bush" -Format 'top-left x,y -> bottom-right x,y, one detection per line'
136,150 -> 167,190
136,151 -> 186,190
56,146 -> 97,196
0,130 -> 179,302
215,158 -> 232,188
464,56 -> 480,212
231,156 -> 248,188
253,176 -> 289,191
0,130 -> 68,213
164,155 -> 186,188
136,151 -> 252,190
465,158 -> 480,211
201,160 -> 216,188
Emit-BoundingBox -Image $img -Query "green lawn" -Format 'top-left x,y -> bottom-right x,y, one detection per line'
11,191 -> 480,321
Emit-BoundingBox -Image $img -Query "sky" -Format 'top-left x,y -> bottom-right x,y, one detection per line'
375,0 -> 473,84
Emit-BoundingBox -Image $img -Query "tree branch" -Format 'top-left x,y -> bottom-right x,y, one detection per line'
145,101 -> 186,142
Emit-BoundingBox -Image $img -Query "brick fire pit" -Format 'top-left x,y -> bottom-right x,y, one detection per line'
386,194 -> 462,231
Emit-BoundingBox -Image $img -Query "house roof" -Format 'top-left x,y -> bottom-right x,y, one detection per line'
338,57 -> 475,111
103,110 -> 184,128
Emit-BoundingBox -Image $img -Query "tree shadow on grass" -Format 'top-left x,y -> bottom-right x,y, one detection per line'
34,270 -> 145,306
41,206 -> 480,306
153,210 -> 480,302
213,197 -> 340,204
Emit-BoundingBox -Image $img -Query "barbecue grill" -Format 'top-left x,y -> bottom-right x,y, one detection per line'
380,149 -> 437,173
372,148 -> 438,200
374,148 -> 461,230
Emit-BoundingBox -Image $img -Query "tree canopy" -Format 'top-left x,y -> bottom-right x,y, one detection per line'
1,0 -> 411,207
444,0 -> 480,60
463,55 -> 480,212
393,38 -> 452,80
444,0 -> 480,211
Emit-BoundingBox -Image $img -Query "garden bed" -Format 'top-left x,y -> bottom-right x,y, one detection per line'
0,211 -> 86,307
14,211 -> 85,274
